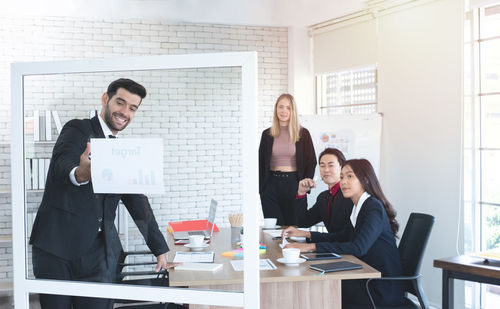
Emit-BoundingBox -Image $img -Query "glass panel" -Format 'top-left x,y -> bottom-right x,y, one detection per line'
483,284 -> 500,308
479,39 -> 500,94
464,201 -> 473,253
481,204 -> 500,250
481,5 -> 500,39
480,95 -> 500,148
23,68 -> 245,302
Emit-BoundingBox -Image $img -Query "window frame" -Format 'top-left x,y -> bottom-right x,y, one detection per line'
316,65 -> 378,115
463,3 -> 500,308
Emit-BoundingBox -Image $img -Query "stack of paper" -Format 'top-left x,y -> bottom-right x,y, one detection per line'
230,259 -> 277,271
173,251 -> 214,263
175,263 -> 223,272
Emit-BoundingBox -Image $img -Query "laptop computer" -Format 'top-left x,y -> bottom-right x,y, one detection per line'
172,199 -> 218,240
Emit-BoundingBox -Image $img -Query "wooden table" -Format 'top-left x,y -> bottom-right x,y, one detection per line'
434,255 -> 500,309
167,228 -> 380,309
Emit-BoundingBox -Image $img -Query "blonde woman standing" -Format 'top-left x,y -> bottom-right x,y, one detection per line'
258,94 -> 316,226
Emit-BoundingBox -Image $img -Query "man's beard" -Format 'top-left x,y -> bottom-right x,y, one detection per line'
104,103 -> 129,132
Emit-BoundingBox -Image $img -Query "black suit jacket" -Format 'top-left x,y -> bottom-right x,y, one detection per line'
258,127 -> 316,193
311,196 -> 404,305
295,189 -> 353,233
30,117 -> 168,260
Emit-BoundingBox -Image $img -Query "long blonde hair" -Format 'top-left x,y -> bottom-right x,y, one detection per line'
270,93 -> 300,143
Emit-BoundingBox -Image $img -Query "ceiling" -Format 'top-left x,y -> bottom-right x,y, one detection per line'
2,0 -> 368,27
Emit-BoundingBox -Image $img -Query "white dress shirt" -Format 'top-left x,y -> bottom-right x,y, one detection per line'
69,114 -> 117,186
350,191 -> 371,227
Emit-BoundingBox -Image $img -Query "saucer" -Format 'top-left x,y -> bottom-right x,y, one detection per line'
276,257 -> 306,266
184,243 -> 209,251
262,225 -> 281,230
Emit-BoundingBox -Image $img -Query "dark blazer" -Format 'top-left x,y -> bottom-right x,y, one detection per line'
30,116 -> 168,261
258,127 -> 316,193
310,196 -> 404,306
295,189 -> 353,233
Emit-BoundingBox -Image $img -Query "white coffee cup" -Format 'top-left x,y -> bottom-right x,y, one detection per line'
263,218 -> 277,228
282,248 -> 300,263
189,235 -> 205,246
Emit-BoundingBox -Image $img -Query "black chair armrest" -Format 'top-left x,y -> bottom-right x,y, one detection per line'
120,261 -> 157,267
367,274 -> 420,282
365,274 -> 421,308
121,270 -> 167,277
122,250 -> 153,256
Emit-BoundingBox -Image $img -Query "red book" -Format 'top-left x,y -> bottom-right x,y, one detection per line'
167,220 -> 219,233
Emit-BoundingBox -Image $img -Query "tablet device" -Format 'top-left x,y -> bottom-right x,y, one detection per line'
309,261 -> 363,273
300,252 -> 341,260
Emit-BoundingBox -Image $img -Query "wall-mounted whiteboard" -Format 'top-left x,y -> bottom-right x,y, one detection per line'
300,114 -> 382,205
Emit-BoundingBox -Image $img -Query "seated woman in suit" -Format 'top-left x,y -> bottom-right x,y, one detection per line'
282,159 -> 404,307
295,148 -> 353,233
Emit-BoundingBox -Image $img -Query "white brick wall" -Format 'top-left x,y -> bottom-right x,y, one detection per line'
0,16 -> 288,280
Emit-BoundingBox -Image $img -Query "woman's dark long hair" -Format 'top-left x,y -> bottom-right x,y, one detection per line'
343,159 -> 399,236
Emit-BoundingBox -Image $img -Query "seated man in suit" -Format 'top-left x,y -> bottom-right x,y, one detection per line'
30,78 -> 178,309
295,148 -> 353,233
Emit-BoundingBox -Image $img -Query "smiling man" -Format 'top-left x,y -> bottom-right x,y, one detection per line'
30,79 -> 176,309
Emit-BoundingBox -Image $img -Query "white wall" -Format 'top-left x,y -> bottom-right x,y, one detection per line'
288,27 -> 315,115
1,0 -> 365,26
378,0 -> 464,306
309,0 -> 464,307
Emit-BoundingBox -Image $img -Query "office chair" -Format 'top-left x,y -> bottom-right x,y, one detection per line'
365,212 -> 435,309
114,251 -> 185,309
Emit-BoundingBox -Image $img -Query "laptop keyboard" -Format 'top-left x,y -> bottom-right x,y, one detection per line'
188,231 -> 205,236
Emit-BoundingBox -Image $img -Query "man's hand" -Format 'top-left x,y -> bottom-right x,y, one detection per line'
297,178 -> 316,196
155,253 -> 181,272
281,226 -> 311,239
284,242 -> 316,253
75,142 -> 92,183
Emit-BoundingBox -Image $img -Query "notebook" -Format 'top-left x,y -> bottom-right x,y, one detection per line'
172,199 -> 218,239
309,261 -> 363,273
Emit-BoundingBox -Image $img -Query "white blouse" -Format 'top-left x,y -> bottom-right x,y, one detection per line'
350,191 -> 371,227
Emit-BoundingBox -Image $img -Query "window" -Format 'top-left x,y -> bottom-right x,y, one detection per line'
316,66 -> 377,115
464,3 -> 500,308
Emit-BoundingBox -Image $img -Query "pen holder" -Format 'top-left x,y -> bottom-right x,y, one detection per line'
231,226 -> 242,244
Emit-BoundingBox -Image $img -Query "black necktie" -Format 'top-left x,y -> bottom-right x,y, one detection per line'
108,135 -> 116,139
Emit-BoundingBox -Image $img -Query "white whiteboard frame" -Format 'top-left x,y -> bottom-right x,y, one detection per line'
11,52 -> 259,308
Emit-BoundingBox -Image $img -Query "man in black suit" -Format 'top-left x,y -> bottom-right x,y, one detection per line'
30,78 -> 176,309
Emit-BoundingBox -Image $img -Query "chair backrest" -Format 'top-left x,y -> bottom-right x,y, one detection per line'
398,213 -> 435,277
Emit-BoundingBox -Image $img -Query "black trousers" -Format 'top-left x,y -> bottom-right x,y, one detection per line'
32,233 -> 119,309
260,171 -> 299,226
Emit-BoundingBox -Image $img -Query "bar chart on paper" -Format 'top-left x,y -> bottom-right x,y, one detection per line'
132,170 -> 157,185
90,138 -> 165,194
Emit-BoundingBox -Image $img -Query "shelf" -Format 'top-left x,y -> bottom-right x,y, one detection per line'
0,141 -> 56,146
0,281 -> 13,296
0,235 -> 12,245
26,140 -> 56,144
0,189 -> 47,194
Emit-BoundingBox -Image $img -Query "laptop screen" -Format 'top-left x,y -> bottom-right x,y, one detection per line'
205,199 -> 217,234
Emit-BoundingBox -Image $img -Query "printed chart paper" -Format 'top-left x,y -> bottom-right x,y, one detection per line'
91,138 -> 164,194
230,259 -> 277,271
